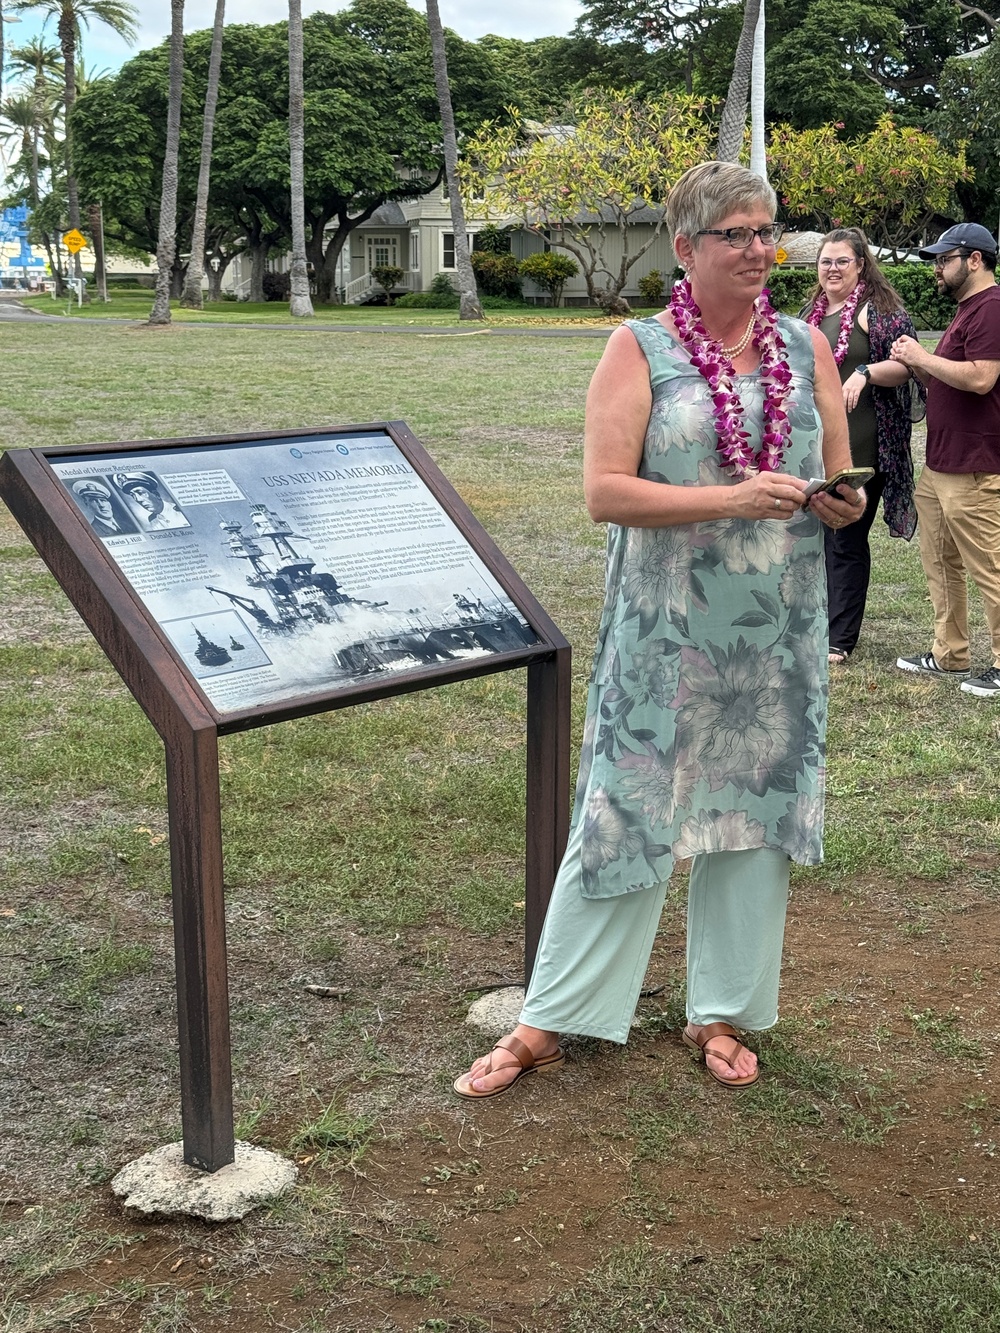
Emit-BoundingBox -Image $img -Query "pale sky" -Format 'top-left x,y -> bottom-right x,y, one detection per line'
10,1 -> 585,74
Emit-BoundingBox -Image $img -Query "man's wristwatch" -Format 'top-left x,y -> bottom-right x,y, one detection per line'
856,364 -> 872,381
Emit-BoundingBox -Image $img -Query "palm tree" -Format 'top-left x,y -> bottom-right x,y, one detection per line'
6,38 -> 61,207
148,0 -> 183,325
425,0 -> 482,320
180,0 -> 225,310
0,91 -> 37,164
717,0 -> 761,163
287,0 -> 313,317
16,0 -> 138,285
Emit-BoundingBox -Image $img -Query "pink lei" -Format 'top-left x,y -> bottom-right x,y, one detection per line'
668,277 -> 794,477
805,280 -> 866,366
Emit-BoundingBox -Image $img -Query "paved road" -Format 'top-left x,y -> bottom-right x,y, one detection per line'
0,296 -> 48,320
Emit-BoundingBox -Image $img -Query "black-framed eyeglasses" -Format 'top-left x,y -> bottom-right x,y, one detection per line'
933,250 -> 970,269
696,224 -> 784,248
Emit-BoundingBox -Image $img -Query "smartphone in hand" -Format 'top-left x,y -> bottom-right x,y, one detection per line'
804,467 -> 875,499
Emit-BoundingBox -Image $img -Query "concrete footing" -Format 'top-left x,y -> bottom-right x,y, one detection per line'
464,985 -> 525,1038
111,1140 -> 297,1221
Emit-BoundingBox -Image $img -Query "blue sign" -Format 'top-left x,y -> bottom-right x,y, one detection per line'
0,204 -> 35,269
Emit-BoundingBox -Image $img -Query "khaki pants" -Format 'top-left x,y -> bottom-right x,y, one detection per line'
915,466 -> 1000,671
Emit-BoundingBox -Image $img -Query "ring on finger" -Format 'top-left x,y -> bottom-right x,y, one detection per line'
773,497 -> 782,510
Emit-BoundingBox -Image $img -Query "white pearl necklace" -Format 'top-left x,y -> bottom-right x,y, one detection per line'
720,311 -> 756,359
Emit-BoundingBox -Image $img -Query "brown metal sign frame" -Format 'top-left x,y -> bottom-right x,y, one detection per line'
0,422 -> 571,1172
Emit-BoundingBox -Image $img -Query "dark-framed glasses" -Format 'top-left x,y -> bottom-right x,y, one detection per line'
696,223 -> 784,248
933,250 -> 969,269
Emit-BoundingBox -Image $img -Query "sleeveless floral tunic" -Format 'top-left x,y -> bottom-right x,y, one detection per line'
573,314 -> 828,899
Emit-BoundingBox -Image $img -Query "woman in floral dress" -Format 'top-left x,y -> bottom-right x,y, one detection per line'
455,162 -> 864,1096
799,228 -> 922,665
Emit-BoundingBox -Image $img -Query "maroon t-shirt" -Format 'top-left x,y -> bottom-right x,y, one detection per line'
926,284 -> 1000,473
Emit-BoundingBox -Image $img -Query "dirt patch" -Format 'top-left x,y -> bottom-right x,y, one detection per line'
5,868 -> 1000,1330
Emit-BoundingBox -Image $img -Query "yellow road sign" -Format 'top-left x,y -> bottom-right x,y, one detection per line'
62,228 -> 87,254
775,247 -> 788,265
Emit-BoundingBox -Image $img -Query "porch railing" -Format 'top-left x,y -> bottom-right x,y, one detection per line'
342,271 -> 415,305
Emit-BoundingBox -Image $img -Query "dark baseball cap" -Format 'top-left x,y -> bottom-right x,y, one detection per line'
919,223 -> 997,260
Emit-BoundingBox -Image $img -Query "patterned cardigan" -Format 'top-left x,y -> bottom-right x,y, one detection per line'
867,306 -> 923,541
799,302 -> 923,540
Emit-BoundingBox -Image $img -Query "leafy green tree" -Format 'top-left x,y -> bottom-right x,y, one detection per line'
937,45 -> 1000,225
575,0 -> 726,92
477,32 -> 664,112
576,0 -> 1000,131
462,89 -> 713,311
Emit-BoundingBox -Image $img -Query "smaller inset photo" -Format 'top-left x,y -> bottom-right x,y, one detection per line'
161,611 -> 272,680
68,476 -> 138,538
110,470 -> 190,531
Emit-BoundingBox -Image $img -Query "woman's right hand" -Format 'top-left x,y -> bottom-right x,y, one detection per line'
729,471 -> 809,521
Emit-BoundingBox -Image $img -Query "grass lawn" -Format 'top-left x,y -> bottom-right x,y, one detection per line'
18,290 -> 654,326
2,322 -> 1000,1331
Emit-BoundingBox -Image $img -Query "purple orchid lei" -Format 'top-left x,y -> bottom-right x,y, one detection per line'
669,277 -> 794,477
805,280 -> 866,366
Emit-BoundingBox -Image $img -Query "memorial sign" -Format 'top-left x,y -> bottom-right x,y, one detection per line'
0,423 -> 571,1175
51,429 -> 539,716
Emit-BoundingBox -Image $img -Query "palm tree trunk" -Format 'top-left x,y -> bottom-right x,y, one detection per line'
88,201 -> 108,301
717,0 -> 761,163
181,0 -> 225,309
287,0 -> 313,318
425,0 -> 482,321
57,4 -> 85,290
149,0 -> 185,326
749,1 -> 767,182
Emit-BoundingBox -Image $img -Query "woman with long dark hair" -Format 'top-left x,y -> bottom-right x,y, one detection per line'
800,228 -> 923,664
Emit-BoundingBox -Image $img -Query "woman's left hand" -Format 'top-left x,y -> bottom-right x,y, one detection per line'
842,371 -> 867,413
809,484 -> 867,530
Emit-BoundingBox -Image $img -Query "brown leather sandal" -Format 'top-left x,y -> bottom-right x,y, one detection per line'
453,1034 -> 566,1100
682,1022 -> 759,1089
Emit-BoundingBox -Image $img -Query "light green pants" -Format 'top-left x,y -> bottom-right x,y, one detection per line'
520,816 -> 790,1043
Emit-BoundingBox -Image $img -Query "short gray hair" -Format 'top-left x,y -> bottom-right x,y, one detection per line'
665,162 -> 777,263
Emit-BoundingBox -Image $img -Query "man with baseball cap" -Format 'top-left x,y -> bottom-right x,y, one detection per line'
890,222 -> 1000,699
71,478 -> 134,538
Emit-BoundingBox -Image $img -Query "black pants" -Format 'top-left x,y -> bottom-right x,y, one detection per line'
825,471 -> 886,656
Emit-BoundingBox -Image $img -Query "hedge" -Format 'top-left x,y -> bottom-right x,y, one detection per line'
765,262 -> 952,330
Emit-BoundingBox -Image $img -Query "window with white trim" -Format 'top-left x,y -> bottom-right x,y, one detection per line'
442,232 -> 456,270
367,235 -> 398,271
410,229 -> 420,272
